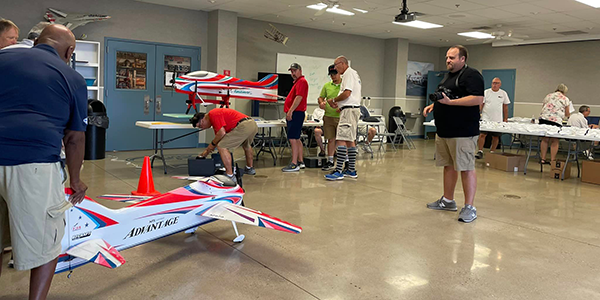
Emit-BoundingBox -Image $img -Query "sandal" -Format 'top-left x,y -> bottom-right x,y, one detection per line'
540,160 -> 550,165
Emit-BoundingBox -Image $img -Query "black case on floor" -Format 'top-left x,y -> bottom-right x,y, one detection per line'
304,156 -> 326,168
188,158 -> 216,176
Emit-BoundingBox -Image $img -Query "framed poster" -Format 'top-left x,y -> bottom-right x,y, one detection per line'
406,61 -> 434,96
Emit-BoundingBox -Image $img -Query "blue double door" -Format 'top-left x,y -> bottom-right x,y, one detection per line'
105,39 -> 201,151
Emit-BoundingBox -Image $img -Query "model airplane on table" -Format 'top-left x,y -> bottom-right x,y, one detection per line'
43,7 -> 111,31
56,175 -> 301,274
173,71 -> 279,112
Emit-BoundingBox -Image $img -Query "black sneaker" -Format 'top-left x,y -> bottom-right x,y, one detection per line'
321,161 -> 334,171
475,150 -> 484,159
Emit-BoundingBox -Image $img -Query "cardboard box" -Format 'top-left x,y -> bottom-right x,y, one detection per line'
582,160 -> 600,185
484,153 -> 526,172
550,160 -> 572,180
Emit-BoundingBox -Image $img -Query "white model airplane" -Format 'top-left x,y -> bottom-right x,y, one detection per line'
56,175 -> 301,274
44,7 -> 111,31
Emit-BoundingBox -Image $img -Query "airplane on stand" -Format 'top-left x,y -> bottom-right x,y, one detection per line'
173,71 -> 279,112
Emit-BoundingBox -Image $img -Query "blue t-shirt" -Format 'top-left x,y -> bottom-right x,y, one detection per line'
0,44 -> 88,166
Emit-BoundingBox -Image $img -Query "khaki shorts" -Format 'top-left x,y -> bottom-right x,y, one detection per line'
336,108 -> 360,142
0,162 -> 68,270
218,120 -> 258,151
435,135 -> 478,171
323,116 -> 339,140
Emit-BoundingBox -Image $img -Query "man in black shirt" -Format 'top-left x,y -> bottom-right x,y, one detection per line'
423,45 -> 484,223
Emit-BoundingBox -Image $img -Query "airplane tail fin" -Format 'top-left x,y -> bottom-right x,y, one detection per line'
66,239 -> 125,269
257,74 -> 278,89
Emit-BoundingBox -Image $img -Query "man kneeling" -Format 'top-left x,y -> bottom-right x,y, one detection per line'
190,108 -> 258,181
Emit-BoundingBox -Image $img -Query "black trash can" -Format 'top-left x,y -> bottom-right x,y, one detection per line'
388,106 -> 406,143
84,100 -> 109,160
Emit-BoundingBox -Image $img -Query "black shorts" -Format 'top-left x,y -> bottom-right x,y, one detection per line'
481,131 -> 502,137
286,111 -> 305,139
539,118 -> 562,127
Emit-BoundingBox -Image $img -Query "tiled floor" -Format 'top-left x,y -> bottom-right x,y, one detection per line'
2,140 -> 600,299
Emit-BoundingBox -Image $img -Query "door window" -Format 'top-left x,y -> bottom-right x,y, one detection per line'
116,51 -> 147,90
163,55 -> 191,90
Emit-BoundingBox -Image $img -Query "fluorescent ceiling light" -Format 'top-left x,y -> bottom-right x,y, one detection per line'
307,3 -> 355,16
576,0 -> 600,8
353,8 -> 368,13
392,20 -> 443,29
327,6 -> 355,16
458,31 -> 494,39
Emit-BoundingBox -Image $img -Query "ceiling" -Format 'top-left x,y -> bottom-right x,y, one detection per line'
136,0 -> 600,47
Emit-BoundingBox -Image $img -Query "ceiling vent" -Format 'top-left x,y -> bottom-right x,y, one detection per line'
557,30 -> 588,35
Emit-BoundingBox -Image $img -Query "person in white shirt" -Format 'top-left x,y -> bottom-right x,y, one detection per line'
2,32 -> 39,50
325,56 -> 362,180
567,105 -> 596,129
475,77 -> 510,159
568,105 -> 598,159
310,107 -> 327,156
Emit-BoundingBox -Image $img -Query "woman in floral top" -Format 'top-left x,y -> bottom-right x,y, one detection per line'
539,84 -> 571,164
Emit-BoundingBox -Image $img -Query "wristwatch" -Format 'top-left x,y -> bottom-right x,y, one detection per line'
211,141 -> 217,147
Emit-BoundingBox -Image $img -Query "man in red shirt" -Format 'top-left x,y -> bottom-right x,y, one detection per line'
190,108 -> 258,181
282,63 -> 308,172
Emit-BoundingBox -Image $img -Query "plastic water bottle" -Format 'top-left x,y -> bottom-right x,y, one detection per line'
531,114 -> 535,124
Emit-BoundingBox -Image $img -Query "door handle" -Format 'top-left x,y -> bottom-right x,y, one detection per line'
144,95 -> 150,115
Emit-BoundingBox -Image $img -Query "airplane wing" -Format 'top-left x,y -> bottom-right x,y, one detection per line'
97,194 -> 153,203
172,176 -> 206,181
66,239 -> 126,269
198,203 -> 302,234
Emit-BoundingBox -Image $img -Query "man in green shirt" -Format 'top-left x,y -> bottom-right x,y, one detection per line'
315,65 -> 341,170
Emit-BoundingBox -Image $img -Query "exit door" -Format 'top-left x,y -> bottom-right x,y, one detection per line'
105,39 -> 200,151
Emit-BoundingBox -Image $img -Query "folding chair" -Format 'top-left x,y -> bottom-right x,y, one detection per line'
393,116 -> 416,150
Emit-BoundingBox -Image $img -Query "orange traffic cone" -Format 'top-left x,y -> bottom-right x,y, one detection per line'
132,156 -> 160,196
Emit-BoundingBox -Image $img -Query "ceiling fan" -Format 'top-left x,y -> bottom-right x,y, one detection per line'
478,30 -> 529,43
462,25 -> 528,43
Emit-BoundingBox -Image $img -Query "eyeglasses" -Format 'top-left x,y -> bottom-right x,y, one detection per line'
334,61 -> 343,66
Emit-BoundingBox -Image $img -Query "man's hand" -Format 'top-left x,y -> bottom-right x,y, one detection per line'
336,108 -> 341,113
437,92 -> 453,105
319,101 -> 326,110
201,144 -> 215,157
69,180 -> 88,205
286,111 -> 293,121
327,98 -> 338,108
423,104 -> 434,117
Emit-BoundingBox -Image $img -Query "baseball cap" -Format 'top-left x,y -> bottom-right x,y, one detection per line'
288,63 -> 301,71
328,64 -> 337,75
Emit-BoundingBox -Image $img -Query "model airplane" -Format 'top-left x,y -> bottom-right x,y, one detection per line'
44,7 -> 111,31
174,71 -> 279,112
264,23 -> 289,45
56,175 -> 301,274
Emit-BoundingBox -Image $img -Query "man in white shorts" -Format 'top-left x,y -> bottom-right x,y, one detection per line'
325,56 -> 362,180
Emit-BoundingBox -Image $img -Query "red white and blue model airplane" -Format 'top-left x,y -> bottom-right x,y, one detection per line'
56,175 -> 301,274
174,71 -> 279,112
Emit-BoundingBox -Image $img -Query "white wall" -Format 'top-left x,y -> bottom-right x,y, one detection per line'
236,17 -> 386,118
453,42 -> 600,118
